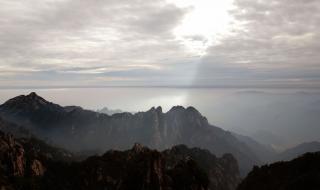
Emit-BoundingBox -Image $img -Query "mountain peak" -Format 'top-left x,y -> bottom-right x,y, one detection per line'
132,143 -> 145,153
168,105 -> 186,112
29,92 -> 38,97
0,93 -> 64,117
186,106 -> 201,114
167,105 -> 203,118
156,106 -> 162,113
6,92 -> 48,106
148,106 -> 163,114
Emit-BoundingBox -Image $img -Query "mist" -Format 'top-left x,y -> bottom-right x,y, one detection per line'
1,87 -> 319,150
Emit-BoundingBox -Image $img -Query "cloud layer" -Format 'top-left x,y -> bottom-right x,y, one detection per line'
0,0 -> 320,87
197,0 -> 320,87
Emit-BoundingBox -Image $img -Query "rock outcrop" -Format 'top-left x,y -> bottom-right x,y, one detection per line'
0,129 -> 73,190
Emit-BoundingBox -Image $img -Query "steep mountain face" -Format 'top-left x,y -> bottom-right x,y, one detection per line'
274,141 -> 320,161
237,152 -> 320,190
0,127 -> 240,190
0,92 -> 261,175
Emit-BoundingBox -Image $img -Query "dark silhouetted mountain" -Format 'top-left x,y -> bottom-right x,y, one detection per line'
237,152 -> 320,190
0,92 -> 66,132
275,141 -> 320,161
0,92 -> 262,175
0,126 -> 240,190
163,145 -> 241,190
42,144 -> 212,190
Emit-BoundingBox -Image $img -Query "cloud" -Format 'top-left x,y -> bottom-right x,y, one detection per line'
0,0 -> 194,86
0,0 -> 320,87
192,0 -> 320,87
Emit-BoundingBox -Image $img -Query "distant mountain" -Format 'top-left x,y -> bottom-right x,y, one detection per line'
251,129 -> 288,151
97,107 -> 123,115
0,127 -> 240,190
232,133 -> 276,162
237,152 -> 320,190
275,141 -> 320,161
0,92 -> 263,175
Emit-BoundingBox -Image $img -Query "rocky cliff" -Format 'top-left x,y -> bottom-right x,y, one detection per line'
0,129 -> 73,190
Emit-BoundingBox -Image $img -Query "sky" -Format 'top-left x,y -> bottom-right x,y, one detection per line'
1,0 -> 320,88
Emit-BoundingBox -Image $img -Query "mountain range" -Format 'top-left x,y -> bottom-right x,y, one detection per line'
274,141 -> 320,162
1,92 -> 320,190
0,123 -> 240,190
0,92 -> 267,175
1,92 -> 320,177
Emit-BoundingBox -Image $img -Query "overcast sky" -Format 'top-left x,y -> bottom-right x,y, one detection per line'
1,0 -> 320,88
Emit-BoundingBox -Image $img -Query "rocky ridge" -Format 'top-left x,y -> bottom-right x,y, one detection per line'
0,92 -> 265,175
0,127 -> 240,190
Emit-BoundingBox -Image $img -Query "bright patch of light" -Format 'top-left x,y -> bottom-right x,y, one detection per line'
167,0 -> 235,55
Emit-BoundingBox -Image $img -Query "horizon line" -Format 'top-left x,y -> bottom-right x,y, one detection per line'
0,84 -> 320,90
